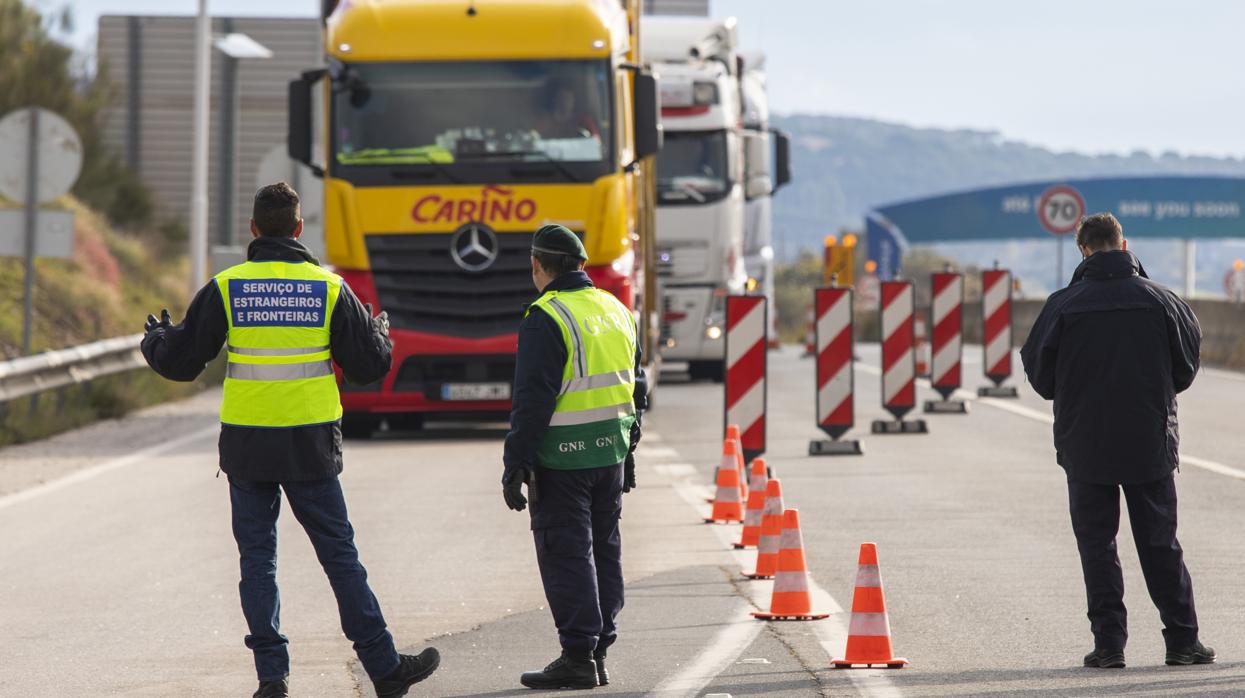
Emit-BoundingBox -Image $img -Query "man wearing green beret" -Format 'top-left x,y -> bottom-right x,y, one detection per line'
502,224 -> 647,689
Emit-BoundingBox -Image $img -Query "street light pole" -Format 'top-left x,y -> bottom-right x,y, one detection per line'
190,0 -> 211,295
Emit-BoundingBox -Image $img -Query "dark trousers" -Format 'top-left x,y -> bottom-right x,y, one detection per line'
529,464 -> 625,657
1067,475 -> 1198,651
228,476 -> 400,681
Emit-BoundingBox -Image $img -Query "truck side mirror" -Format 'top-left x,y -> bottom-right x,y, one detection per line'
772,129 -> 792,191
633,71 -> 662,160
288,69 -> 327,176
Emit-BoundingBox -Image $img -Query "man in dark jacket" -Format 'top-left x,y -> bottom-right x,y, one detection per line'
1021,212 -> 1212,669
142,183 -> 438,698
502,224 -> 647,690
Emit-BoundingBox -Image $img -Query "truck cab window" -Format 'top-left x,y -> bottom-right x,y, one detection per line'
656,130 -> 730,205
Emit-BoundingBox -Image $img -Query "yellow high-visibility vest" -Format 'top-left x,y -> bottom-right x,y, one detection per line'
527,287 -> 637,469
215,260 -> 343,427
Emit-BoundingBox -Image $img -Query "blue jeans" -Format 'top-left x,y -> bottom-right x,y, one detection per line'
228,476 -> 400,681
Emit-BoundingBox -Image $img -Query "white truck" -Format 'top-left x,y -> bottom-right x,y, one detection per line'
738,52 -> 792,346
643,17 -> 748,381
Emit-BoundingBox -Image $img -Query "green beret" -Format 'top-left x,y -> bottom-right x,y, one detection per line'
532,224 -> 588,262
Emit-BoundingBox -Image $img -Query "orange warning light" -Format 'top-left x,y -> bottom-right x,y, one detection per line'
843,234 -> 858,247
864,260 -> 878,274
1235,259 -> 1245,271
824,235 -> 838,247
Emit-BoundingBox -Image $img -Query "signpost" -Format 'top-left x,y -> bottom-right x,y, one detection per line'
0,108 -> 82,355
1037,184 -> 1085,289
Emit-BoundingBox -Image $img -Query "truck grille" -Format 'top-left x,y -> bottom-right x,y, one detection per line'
365,233 -> 539,338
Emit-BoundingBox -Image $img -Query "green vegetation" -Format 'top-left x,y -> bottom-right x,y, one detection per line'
0,0 -> 212,446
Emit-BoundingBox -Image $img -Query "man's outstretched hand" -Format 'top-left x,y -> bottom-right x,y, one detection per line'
502,464 -> 538,512
145,309 -> 172,335
623,453 -> 637,493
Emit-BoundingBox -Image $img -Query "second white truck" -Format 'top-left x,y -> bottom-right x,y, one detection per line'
644,17 -> 747,380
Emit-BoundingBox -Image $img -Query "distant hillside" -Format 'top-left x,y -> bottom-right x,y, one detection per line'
771,114 -> 1245,258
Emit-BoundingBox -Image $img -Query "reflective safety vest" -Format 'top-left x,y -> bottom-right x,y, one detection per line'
215,260 -> 344,428
528,287 -> 638,470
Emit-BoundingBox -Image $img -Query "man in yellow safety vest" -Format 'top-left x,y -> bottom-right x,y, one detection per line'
141,182 -> 438,698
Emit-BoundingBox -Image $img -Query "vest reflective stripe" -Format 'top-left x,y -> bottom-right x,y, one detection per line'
227,344 -> 330,357
226,359 -> 335,381
546,297 -> 588,378
548,402 -> 636,427
560,369 -> 635,395
527,287 -> 637,470
215,260 -> 344,428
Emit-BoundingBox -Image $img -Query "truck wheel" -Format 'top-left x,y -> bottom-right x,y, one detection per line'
688,361 -> 725,382
341,415 -> 379,439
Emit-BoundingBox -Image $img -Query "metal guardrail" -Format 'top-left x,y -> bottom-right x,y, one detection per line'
0,334 -> 145,403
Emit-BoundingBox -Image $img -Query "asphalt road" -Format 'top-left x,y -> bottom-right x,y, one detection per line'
3,346 -> 1245,697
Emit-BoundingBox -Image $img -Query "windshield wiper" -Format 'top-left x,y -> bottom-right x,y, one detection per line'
455,150 -> 583,184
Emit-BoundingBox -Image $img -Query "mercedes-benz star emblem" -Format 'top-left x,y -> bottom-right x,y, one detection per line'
450,223 -> 500,272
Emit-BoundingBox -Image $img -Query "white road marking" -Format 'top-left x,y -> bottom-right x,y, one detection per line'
653,463 -> 698,478
865,357 -> 1245,482
640,445 -> 682,461
653,443 -> 901,698
0,424 -> 220,513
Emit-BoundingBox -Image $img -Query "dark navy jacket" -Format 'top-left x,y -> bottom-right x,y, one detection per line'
1020,250 -> 1201,485
503,271 -> 647,474
141,236 -> 391,481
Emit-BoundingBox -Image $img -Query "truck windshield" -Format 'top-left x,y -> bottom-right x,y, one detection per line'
333,60 -> 612,175
656,131 -> 730,205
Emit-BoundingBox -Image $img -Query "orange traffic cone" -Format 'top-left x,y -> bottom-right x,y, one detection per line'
704,440 -> 744,523
725,424 -> 748,502
833,543 -> 908,669
733,458 -> 770,549
753,509 -> 828,620
743,478 -> 784,579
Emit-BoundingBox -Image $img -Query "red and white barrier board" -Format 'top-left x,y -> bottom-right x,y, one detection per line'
815,287 -> 854,439
982,269 -> 1012,382
726,295 -> 767,462
978,268 -> 1018,397
929,272 -> 963,399
879,281 -> 915,420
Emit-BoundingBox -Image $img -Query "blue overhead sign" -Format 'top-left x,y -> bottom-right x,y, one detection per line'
872,176 -> 1245,244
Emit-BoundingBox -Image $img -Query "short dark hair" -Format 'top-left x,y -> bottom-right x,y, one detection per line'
1076,212 -> 1124,251
533,251 -> 584,277
252,182 -> 301,237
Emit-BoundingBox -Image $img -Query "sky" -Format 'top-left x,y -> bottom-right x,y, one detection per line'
50,0 -> 1245,158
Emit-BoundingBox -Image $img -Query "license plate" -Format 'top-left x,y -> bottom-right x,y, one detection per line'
440,383 -> 511,401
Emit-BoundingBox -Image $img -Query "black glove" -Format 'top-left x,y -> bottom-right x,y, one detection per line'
623,452 -> 636,493
502,464 -> 538,512
145,309 -> 172,334
365,303 -> 390,337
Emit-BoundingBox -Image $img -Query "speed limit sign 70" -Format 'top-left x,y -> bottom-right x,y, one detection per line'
1038,185 -> 1085,235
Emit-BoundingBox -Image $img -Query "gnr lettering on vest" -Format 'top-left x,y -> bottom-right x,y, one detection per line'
580,312 -> 630,336
558,441 -> 588,453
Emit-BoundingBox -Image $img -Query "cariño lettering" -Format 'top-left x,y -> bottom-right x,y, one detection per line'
412,186 -> 538,224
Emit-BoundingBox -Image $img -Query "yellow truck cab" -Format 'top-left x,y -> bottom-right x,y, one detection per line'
288,0 -> 660,435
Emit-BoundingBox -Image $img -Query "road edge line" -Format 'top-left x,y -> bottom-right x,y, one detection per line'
0,424 -> 219,512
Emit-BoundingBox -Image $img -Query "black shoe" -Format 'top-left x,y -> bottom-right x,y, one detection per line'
253,678 -> 288,698
374,648 -> 441,698
1166,641 -> 1216,666
520,653 -> 599,690
1083,648 -> 1126,669
592,649 -> 609,686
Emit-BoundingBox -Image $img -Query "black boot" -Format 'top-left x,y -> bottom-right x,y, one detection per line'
520,652 -> 598,690
253,678 -> 289,698
1083,648 -> 1125,669
1166,640 -> 1216,666
593,649 -> 609,686
374,648 -> 441,698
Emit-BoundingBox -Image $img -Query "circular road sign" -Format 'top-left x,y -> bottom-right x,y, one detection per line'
0,108 -> 83,205
1038,184 -> 1086,235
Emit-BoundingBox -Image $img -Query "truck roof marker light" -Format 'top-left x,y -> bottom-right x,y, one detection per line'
592,39 -> 606,49
466,2 -> 477,17
338,43 -> 352,53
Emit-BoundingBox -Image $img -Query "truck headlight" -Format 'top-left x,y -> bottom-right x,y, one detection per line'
705,325 -> 723,340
